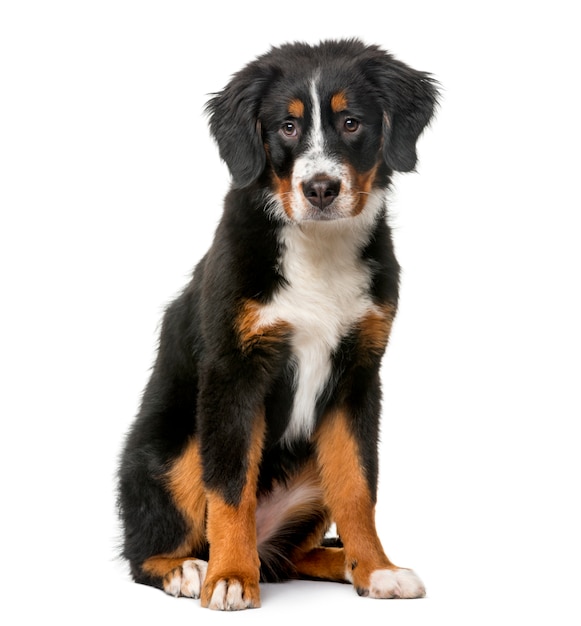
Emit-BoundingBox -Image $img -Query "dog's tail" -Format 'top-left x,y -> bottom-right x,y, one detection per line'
256,466 -> 334,582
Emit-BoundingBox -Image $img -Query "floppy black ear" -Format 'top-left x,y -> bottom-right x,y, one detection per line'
206,62 -> 279,188
362,49 -> 439,172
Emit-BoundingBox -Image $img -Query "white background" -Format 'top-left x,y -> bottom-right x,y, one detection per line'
1,1 -> 579,624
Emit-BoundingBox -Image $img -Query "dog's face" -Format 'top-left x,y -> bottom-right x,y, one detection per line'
261,70 -> 386,222
207,40 -> 438,223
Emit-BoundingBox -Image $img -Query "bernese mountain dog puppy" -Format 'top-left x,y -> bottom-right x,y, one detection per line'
118,39 -> 438,611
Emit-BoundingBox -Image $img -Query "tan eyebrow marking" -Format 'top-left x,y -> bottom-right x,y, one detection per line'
288,98 -> 305,118
331,91 -> 348,113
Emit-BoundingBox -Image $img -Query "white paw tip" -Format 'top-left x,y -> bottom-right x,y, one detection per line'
226,581 -> 245,610
181,559 -> 208,598
208,579 -> 257,611
209,580 -> 228,610
164,572 -> 182,597
367,568 -> 426,599
162,558 -> 208,599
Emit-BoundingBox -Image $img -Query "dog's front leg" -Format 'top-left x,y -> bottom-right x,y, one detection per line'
197,371 -> 265,610
314,407 -> 425,599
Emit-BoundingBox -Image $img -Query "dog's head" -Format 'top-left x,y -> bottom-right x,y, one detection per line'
207,39 -> 438,223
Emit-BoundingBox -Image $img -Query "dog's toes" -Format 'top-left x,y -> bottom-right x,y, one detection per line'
202,577 -> 261,610
162,559 -> 208,598
359,568 -> 426,599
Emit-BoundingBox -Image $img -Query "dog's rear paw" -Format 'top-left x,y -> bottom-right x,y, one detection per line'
163,559 -> 208,598
358,568 -> 426,599
201,577 -> 261,611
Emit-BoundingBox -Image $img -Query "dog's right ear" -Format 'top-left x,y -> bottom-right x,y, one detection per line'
206,62 -> 279,189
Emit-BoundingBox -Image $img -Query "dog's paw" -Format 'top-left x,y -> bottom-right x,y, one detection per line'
201,577 -> 261,611
358,568 -> 426,599
163,559 -> 208,598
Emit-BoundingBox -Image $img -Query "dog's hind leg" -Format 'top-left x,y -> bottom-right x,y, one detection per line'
140,556 -> 208,598
293,546 -> 350,582
121,437 -> 210,598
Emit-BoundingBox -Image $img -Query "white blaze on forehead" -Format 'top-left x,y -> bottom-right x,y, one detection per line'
285,74 -> 346,222
307,74 -> 325,154
292,75 -> 344,181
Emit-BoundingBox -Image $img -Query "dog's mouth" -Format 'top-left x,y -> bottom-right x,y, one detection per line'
270,167 -> 378,224
301,204 -> 347,222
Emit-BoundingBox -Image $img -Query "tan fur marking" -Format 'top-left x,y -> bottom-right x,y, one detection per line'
265,138 -> 294,219
201,413 -> 266,608
236,298 -> 292,354
288,98 -> 305,118
139,440 -> 208,579
166,439 -> 207,553
272,172 -> 294,219
294,546 -> 349,582
358,303 -> 397,360
331,91 -> 349,113
350,162 -> 380,216
314,409 -> 394,590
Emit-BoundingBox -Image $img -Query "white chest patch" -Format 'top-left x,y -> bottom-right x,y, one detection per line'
259,193 -> 384,445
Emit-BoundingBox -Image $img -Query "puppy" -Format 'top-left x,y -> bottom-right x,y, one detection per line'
118,38 -> 438,611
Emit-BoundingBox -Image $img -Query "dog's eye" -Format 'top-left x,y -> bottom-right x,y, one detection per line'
344,118 -> 360,133
281,122 -> 298,138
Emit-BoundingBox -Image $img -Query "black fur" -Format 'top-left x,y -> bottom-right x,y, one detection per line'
118,38 -> 438,592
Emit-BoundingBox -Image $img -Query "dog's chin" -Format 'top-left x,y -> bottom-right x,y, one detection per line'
267,193 -> 372,225
301,208 -> 346,222
292,201 -> 359,224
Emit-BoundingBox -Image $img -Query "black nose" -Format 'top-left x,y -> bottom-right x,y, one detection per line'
302,176 -> 341,210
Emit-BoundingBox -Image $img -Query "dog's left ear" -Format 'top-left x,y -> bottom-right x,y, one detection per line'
362,49 -> 439,173
206,62 -> 279,188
